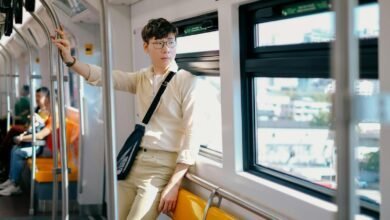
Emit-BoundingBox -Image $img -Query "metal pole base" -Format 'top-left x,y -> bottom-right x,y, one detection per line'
29,208 -> 35,215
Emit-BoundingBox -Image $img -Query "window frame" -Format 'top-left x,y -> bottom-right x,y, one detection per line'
239,0 -> 379,217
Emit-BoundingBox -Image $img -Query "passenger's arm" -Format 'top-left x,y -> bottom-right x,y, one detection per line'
16,127 -> 51,142
158,163 -> 190,214
52,28 -> 91,79
52,28 -> 138,93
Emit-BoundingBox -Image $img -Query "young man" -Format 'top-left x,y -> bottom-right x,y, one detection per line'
52,18 -> 201,219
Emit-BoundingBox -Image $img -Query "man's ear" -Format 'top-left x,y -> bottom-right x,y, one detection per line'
143,42 -> 149,53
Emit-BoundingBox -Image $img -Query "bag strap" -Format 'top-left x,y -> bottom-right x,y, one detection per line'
141,71 -> 176,124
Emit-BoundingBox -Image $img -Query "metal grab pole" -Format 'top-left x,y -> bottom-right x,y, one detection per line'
99,1 -> 118,219
29,11 -> 60,219
0,44 -> 17,127
39,1 -> 69,219
13,27 -> 37,216
0,52 -> 8,118
0,52 -> 8,121
0,45 -> 12,132
332,0 -> 359,219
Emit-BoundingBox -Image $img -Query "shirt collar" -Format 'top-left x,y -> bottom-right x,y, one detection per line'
146,60 -> 178,82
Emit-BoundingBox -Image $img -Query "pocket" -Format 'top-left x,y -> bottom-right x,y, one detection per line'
156,154 -> 177,169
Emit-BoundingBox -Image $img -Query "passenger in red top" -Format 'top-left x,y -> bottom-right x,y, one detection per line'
0,87 -> 51,179
0,87 -> 54,196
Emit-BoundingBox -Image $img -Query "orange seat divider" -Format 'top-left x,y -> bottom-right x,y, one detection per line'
172,189 -> 237,220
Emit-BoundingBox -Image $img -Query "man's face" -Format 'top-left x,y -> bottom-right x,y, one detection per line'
144,33 -> 177,71
35,92 -> 47,108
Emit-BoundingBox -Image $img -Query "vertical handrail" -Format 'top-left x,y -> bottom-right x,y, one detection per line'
0,44 -> 17,127
0,51 -> 7,121
0,51 -> 7,118
13,27 -> 37,216
39,1 -> 69,219
332,0 -> 359,219
99,1 -> 118,219
28,11 -> 60,219
0,44 -> 12,132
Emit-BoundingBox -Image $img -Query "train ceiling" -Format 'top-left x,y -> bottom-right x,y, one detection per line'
0,0 -> 98,57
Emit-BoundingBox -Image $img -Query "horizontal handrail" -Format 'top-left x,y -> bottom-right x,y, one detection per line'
185,173 -> 280,220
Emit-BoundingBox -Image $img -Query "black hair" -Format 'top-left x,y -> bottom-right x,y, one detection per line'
36,86 -> 50,98
141,18 -> 178,43
22,85 -> 30,94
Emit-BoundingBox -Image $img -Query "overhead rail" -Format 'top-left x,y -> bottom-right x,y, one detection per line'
39,1 -> 70,219
185,173 -> 281,220
13,27 -> 38,216
98,1 -> 118,219
28,9 -> 60,219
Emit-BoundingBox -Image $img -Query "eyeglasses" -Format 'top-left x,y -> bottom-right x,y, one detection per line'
151,40 -> 176,49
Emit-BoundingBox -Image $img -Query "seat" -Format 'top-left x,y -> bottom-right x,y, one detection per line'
27,118 -> 80,183
25,107 -> 80,212
172,189 -> 237,220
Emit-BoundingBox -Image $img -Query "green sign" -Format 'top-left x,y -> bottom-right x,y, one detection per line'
184,24 -> 207,35
282,0 -> 331,16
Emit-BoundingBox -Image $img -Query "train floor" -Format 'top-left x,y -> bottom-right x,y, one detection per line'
0,191 -> 105,220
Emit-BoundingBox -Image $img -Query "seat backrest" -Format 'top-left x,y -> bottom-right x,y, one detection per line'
172,189 -> 238,220
45,107 -> 80,167
172,189 -> 205,220
65,106 -> 80,167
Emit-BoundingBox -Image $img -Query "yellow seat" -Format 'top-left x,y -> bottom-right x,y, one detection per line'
172,189 -> 237,220
172,189 -> 205,220
206,207 -> 237,220
27,108 -> 80,183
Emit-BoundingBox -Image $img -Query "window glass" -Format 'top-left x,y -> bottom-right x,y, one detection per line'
196,76 -> 223,153
176,31 -> 219,54
255,3 -> 378,47
357,80 -> 380,204
255,77 -> 334,188
255,78 -> 380,204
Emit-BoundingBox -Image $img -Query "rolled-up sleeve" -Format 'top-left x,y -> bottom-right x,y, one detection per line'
176,73 -> 202,165
86,64 -> 139,93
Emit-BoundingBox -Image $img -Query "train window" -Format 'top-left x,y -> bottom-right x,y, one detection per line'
174,13 -> 223,158
255,2 -> 378,47
240,0 -> 379,217
176,31 -> 219,54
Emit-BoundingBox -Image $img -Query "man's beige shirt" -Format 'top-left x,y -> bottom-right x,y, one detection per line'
87,61 -> 201,165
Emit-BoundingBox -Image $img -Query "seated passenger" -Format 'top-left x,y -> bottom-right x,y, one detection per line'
0,87 -> 50,179
0,85 -> 31,140
0,89 -> 53,196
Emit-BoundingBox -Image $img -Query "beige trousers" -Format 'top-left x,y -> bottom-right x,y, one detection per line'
118,148 -> 177,220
